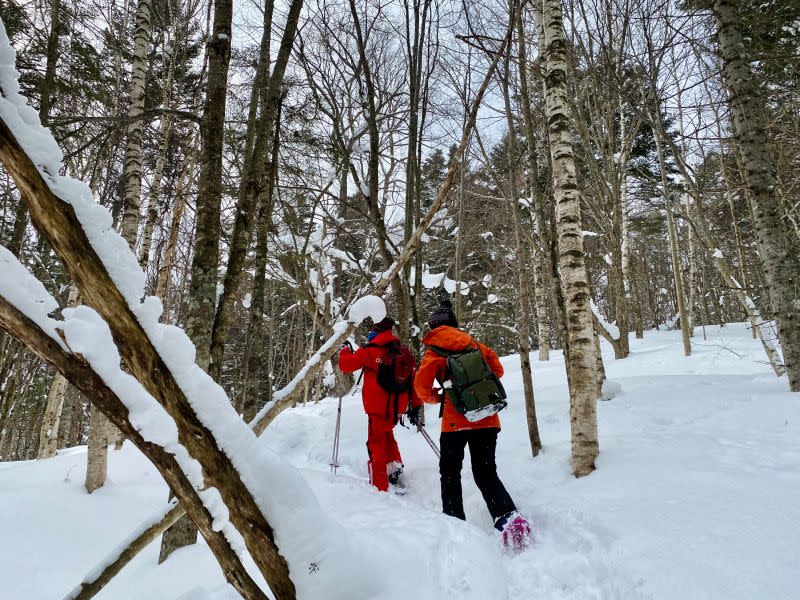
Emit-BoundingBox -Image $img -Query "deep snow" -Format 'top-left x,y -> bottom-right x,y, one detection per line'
1,323 -> 798,600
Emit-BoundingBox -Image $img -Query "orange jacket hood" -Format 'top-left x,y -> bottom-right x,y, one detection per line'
421,325 -> 475,352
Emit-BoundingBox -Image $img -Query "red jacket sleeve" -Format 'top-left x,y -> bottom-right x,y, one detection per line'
338,346 -> 368,373
478,342 -> 504,378
414,350 -> 445,404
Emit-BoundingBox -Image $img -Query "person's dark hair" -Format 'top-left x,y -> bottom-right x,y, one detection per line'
427,299 -> 458,330
371,316 -> 396,333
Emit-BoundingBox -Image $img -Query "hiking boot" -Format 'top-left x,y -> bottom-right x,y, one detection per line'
388,464 -> 404,486
495,512 -> 532,553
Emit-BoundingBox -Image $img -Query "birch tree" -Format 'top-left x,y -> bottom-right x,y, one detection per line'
36,285 -> 78,458
539,0 -> 600,476
118,0 -> 153,245
714,0 -> 800,389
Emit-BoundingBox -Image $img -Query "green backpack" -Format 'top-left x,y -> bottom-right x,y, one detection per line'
429,344 -> 507,422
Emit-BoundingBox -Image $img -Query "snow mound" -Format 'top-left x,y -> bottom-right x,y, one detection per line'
347,295 -> 386,324
601,379 -> 622,401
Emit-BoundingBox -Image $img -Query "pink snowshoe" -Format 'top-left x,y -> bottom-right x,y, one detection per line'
499,513 -> 532,553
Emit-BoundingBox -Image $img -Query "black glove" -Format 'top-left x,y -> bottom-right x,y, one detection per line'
408,405 -> 422,426
341,340 -> 354,352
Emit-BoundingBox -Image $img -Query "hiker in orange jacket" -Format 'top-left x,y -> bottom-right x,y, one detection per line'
412,300 -> 530,546
339,316 -> 420,492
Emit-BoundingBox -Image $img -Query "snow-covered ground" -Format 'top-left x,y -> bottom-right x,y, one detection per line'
1,322 -> 798,600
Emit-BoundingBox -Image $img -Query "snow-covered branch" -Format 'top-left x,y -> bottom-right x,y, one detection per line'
0,281 -> 265,600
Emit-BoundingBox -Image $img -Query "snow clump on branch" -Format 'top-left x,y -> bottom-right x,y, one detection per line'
347,295 -> 386,324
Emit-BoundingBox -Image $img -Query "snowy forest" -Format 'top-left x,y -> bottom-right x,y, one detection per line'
0,0 -> 798,597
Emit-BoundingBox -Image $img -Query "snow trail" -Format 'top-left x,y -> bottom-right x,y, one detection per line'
1,324 -> 798,599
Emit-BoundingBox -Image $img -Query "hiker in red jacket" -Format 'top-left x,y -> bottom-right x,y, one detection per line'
412,300 -> 531,550
339,316 -> 420,492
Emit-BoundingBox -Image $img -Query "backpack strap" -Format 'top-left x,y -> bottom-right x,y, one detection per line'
435,375 -> 446,419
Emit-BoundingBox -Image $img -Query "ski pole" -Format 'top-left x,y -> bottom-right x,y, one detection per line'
330,371 -> 363,474
329,395 -> 344,473
416,424 -> 440,459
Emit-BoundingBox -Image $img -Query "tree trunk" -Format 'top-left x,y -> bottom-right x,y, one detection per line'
402,0 -> 432,343
239,117 -> 281,420
453,147 -> 466,322
208,0 -> 304,383
37,286 -> 79,459
184,0 -> 233,371
7,0 -> 63,258
653,132 -> 691,356
57,384 -> 79,448
99,0 -> 153,465
501,49 -> 541,457
37,374 -> 67,459
39,0 -> 61,126
160,0 -> 235,560
612,96 -> 631,357
516,5 -> 551,361
138,32 -> 178,269
714,0 -> 800,390
540,0 -> 600,476
684,194 -> 697,336
347,0 -> 408,329
153,133 -> 196,304
719,136 -> 754,337
630,255 -> 644,338
118,0 -> 153,246
84,403 -> 108,493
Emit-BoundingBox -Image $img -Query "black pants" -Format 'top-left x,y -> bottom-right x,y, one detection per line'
440,428 -> 516,523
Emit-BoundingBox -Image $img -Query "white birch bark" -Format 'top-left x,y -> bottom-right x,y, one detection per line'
36,374 -> 67,458
540,0 -> 600,476
138,30 -> 177,269
37,285 -> 79,458
84,403 -> 108,493
119,0 -> 153,246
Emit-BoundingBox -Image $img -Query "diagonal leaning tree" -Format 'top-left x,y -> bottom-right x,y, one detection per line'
0,11 -> 514,600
